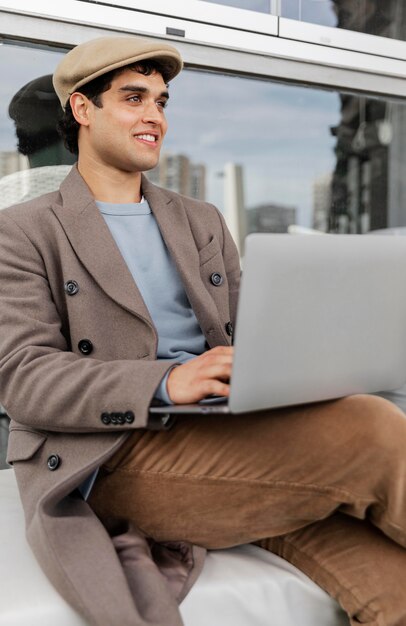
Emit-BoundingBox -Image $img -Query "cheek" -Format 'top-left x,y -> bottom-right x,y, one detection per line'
102,110 -> 134,132
96,116 -> 131,147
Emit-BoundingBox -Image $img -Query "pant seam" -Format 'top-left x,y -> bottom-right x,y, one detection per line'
107,465 -> 375,506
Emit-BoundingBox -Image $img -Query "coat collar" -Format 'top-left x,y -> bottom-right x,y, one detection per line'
53,167 -> 225,344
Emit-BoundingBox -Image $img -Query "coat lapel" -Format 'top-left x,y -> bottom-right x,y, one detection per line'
142,175 -> 227,345
52,167 -> 153,325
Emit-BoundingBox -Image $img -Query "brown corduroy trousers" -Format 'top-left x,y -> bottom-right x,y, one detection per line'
89,394 -> 406,626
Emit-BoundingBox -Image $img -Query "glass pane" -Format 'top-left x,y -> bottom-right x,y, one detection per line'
281,0 -> 336,26
201,0 -> 271,13
202,0 -> 406,42
2,41 -> 406,245
149,68 -> 406,248
0,42 -> 75,210
281,1 -> 406,42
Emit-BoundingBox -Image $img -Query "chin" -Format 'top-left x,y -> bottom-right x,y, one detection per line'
140,160 -> 160,172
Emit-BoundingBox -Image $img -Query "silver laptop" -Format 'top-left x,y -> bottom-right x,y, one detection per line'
149,233 -> 406,417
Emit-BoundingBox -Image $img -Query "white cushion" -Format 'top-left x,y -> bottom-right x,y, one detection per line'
0,469 -> 349,626
0,165 -> 72,210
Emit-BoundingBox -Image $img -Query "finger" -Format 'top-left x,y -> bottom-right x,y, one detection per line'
200,353 -> 233,367
206,346 -> 234,356
200,363 -> 232,382
201,379 -> 231,398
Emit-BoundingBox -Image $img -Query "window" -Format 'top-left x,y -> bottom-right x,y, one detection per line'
0,41 -> 75,210
2,40 -> 406,251
203,0 -> 406,42
202,0 -> 271,12
156,68 -> 406,248
282,0 -> 406,42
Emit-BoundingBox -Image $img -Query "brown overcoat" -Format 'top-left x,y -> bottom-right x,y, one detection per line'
0,166 -> 240,626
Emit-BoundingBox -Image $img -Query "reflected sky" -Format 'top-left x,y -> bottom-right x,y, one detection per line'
165,69 -> 339,225
1,42 -> 340,226
202,0 -> 271,11
202,0 -> 337,26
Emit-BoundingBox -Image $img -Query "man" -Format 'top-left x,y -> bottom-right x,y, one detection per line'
0,35 -> 406,626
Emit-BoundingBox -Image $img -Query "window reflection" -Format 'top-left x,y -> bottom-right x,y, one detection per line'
1,42 -> 406,245
202,0 -> 406,42
155,68 -> 406,247
281,0 -> 336,26
9,74 -> 74,169
202,0 -> 271,13
0,44 -> 73,209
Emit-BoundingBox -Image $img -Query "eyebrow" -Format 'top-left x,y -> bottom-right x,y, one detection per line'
118,85 -> 170,100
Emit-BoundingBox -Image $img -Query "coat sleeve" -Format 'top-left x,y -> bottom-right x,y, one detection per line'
0,212 -> 172,433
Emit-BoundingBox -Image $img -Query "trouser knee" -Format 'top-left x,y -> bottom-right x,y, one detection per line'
336,394 -> 406,458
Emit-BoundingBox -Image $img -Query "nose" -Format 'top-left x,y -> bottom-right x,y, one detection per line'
142,99 -> 163,125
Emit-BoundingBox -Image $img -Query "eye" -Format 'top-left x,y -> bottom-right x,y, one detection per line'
157,99 -> 168,109
127,95 -> 141,103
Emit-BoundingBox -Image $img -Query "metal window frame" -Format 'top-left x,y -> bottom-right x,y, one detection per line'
1,1 -> 406,98
78,0 -> 406,63
78,0 -> 280,36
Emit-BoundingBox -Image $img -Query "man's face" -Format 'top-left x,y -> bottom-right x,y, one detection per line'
81,67 -> 169,173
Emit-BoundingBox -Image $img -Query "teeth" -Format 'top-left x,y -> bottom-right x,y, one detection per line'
136,134 -> 156,142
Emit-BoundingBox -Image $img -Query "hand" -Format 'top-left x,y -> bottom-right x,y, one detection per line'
166,346 -> 233,404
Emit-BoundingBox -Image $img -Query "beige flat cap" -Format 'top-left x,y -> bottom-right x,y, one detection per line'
53,36 -> 183,108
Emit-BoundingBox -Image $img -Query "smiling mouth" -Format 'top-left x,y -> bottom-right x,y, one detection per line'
135,133 -> 158,143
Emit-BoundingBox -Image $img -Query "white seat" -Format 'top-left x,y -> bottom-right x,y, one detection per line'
0,165 -> 72,210
0,469 -> 349,626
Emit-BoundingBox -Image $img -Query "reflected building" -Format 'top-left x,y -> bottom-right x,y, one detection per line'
329,0 -> 406,233
247,203 -> 297,234
0,150 -> 28,178
331,1 -> 396,38
148,153 -> 206,201
223,162 -> 246,256
190,164 -> 206,201
329,92 -> 390,233
313,173 -> 332,232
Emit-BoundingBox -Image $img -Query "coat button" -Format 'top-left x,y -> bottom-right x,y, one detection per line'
47,454 -> 61,471
225,321 -> 233,337
117,413 -> 125,425
64,280 -> 79,296
210,272 -> 223,286
78,339 -> 93,355
101,412 -> 111,425
125,410 -> 135,424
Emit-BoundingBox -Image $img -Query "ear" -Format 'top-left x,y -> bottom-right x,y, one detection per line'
69,92 -> 91,127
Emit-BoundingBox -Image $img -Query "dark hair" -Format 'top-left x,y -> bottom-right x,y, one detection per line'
9,74 -> 64,156
16,127 -> 62,156
57,60 -> 170,155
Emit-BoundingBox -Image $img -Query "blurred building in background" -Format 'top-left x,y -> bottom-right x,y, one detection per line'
148,153 -> 206,201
